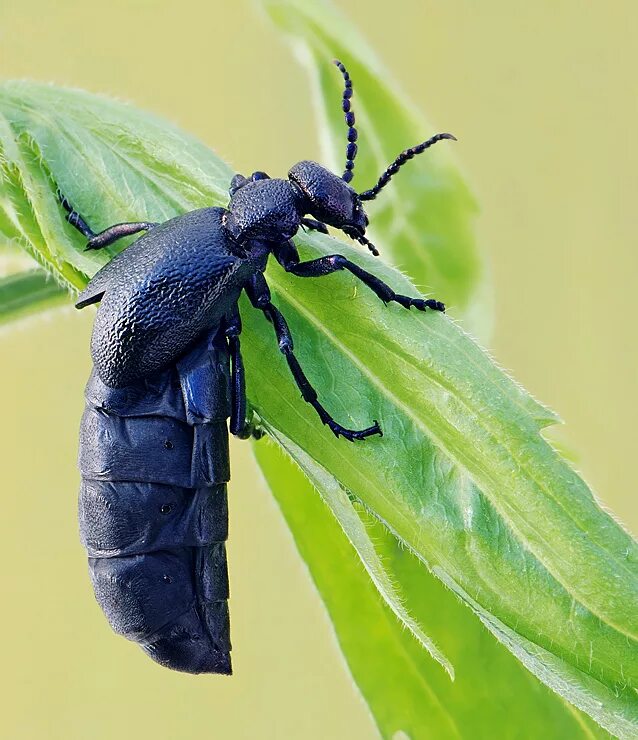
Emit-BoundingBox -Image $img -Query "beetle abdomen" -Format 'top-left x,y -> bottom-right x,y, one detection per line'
78,329 -> 233,674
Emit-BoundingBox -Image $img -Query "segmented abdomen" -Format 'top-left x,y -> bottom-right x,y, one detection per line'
78,329 -> 233,674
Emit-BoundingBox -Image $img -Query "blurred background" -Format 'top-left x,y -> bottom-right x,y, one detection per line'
1,1 -> 636,738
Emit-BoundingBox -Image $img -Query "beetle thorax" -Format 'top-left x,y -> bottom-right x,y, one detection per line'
225,178 -> 302,245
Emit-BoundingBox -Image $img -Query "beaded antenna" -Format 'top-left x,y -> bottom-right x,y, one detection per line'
333,58 -> 456,200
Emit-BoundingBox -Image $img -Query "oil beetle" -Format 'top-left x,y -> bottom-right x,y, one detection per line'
63,59 -> 455,674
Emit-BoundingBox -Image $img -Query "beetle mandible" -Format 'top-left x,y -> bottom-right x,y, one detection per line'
63,60 -> 455,674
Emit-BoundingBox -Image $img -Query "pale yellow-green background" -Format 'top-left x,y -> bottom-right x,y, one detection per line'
1,1 -> 636,738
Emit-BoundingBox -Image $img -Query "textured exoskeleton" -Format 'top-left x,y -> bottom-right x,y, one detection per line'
67,59 -> 454,674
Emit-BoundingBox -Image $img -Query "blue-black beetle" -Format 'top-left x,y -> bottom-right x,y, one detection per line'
64,60 -> 455,674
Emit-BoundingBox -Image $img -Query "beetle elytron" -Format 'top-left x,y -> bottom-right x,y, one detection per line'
64,60 -> 455,674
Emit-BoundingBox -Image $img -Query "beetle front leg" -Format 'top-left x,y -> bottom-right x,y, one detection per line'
279,253 -> 445,313
300,218 -> 329,234
245,272 -> 381,442
58,190 -> 158,250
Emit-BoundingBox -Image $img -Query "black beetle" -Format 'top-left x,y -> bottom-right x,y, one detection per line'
63,59 -> 455,674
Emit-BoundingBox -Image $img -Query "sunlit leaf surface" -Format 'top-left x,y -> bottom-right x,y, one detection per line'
0,268 -> 66,324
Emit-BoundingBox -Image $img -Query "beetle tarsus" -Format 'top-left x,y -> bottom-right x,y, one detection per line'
427,299 -> 446,312
328,419 -> 383,441
235,418 -> 265,440
58,189 -> 96,239
395,295 -> 446,312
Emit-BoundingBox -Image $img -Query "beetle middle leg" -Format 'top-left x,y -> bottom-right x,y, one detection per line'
245,272 -> 381,442
58,190 -> 158,251
275,247 -> 445,313
224,309 -> 248,438
223,309 -> 263,440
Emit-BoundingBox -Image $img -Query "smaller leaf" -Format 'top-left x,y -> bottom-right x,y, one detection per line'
254,438 -> 609,740
270,430 -> 453,678
0,267 -> 67,325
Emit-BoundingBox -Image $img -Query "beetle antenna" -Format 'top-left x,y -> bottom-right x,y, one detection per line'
359,132 -> 457,201
333,59 -> 358,184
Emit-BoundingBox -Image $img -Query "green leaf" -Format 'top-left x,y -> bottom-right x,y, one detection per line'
255,438 -> 608,739
0,81 -> 233,291
260,428 -> 637,737
0,81 -> 636,735
262,0 -> 488,336
264,432 -> 455,680
0,267 -> 67,324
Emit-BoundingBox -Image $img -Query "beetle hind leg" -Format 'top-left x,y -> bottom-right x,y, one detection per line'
57,189 -> 158,250
57,189 -> 95,238
224,309 -> 264,440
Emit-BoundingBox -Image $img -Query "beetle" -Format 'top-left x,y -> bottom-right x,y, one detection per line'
62,59 -> 455,674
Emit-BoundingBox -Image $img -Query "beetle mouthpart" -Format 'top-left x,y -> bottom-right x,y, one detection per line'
343,226 -> 380,257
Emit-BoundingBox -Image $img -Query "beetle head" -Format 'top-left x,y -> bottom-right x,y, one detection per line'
226,60 -> 456,259
288,160 -> 368,231
291,59 -> 456,257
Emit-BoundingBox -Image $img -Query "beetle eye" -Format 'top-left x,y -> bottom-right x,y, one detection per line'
352,202 -> 368,230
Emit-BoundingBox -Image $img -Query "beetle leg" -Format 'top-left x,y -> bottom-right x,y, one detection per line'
228,174 -> 249,197
300,218 -> 329,234
57,190 -> 95,238
272,239 -> 300,268
280,253 -> 445,313
245,272 -> 381,442
224,310 -> 247,438
57,190 -> 158,251
82,222 -> 159,251
224,310 -> 264,440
